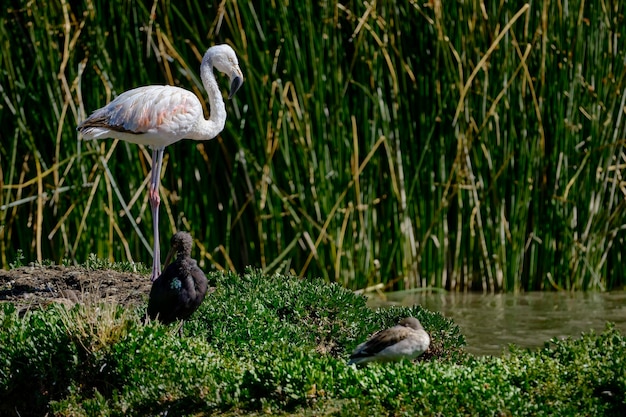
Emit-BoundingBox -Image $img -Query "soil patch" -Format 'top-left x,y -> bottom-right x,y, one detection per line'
0,265 -> 151,313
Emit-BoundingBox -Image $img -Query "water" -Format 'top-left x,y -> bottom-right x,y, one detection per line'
366,291 -> 626,356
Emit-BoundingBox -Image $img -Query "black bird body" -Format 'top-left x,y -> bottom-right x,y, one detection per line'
147,232 -> 208,327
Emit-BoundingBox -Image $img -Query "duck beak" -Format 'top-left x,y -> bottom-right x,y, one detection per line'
228,66 -> 244,99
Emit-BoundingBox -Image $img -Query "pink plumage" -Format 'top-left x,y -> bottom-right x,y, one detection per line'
80,86 -> 202,145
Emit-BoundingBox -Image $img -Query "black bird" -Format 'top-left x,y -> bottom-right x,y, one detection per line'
147,231 -> 209,335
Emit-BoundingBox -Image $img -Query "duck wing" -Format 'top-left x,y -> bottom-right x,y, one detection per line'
350,325 -> 413,359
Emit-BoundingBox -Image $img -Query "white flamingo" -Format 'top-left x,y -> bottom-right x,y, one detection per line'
78,44 -> 244,281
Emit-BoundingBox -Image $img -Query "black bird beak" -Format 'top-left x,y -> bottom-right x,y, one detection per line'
229,67 -> 244,99
162,246 -> 175,271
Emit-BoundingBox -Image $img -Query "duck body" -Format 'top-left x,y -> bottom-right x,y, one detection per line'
348,317 -> 430,365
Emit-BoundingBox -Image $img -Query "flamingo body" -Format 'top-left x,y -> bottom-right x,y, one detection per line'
78,44 -> 244,281
79,85 -> 206,145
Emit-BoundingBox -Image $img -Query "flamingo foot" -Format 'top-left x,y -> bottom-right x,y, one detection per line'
150,267 -> 160,282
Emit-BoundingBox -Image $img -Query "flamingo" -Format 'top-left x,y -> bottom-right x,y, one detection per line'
348,317 -> 430,365
77,44 -> 244,281
147,231 -> 210,336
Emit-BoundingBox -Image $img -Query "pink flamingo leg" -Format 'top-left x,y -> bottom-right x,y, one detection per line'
149,147 -> 165,281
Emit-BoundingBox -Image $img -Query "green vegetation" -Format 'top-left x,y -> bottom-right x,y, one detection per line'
81,252 -> 150,274
1,1 -> 626,291
1,269 -> 624,416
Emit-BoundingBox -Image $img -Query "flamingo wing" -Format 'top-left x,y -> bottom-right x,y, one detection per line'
79,85 -> 203,145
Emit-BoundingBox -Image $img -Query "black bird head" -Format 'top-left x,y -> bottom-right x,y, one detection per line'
163,231 -> 193,266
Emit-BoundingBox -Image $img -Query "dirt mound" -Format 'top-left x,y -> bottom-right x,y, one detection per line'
0,265 -> 151,312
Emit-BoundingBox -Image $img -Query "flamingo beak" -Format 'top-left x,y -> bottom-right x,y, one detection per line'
228,66 -> 244,99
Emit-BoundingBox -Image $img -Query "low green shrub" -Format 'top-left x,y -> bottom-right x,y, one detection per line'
506,324 -> 626,416
184,269 -> 464,360
1,270 -> 624,416
0,304 -> 79,415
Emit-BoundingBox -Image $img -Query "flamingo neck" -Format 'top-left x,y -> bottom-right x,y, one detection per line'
190,61 -> 227,140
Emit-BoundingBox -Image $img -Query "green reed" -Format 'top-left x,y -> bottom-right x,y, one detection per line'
1,0 -> 625,291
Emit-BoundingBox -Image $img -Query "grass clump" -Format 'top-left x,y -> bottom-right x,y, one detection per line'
1,270 -> 625,416
82,253 -> 150,274
8,250 -> 25,269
